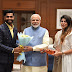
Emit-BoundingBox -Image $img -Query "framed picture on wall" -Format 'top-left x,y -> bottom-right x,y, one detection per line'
56,9 -> 72,29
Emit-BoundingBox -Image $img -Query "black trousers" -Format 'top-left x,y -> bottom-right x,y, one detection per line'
0,63 -> 13,72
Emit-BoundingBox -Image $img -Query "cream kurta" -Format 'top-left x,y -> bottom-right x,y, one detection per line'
53,30 -> 72,72
53,30 -> 62,72
62,31 -> 72,72
21,30 -> 49,72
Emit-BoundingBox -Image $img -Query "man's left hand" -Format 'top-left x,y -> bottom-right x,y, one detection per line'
23,46 -> 33,52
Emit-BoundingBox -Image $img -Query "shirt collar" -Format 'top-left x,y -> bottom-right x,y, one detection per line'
5,22 -> 14,29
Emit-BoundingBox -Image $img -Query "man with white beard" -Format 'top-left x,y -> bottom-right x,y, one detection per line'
21,14 -> 49,72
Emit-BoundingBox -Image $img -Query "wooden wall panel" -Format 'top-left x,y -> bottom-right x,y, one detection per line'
40,1 -> 47,28
46,0 -> 50,30
17,13 -> 21,32
2,0 -> 35,10
0,0 -> 72,39
35,0 -> 40,14
35,0 -> 47,28
0,0 -> 72,65
0,0 -> 3,24
49,0 -> 72,3
47,0 -> 72,39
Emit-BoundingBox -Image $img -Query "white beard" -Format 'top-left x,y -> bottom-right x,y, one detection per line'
31,23 -> 40,28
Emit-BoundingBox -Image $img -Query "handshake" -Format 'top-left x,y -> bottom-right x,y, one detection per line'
14,45 -> 33,53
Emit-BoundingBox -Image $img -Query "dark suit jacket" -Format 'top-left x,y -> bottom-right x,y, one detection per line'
0,23 -> 18,64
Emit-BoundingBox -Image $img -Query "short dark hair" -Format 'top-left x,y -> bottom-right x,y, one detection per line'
3,9 -> 14,16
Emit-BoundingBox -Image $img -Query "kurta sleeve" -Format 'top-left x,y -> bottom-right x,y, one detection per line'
53,30 -> 62,52
33,30 -> 49,51
53,31 -> 62,48
53,32 -> 58,48
68,34 -> 72,49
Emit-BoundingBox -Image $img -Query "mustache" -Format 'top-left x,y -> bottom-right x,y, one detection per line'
31,23 -> 40,28
32,23 -> 38,24
5,20 -> 14,24
7,20 -> 13,22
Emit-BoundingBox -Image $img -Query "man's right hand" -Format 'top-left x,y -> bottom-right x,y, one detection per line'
14,46 -> 24,53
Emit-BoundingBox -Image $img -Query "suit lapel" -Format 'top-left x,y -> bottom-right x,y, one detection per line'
4,23 -> 12,39
13,27 -> 17,40
13,27 -> 15,39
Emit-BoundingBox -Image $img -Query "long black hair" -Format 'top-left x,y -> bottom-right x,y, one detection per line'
60,15 -> 72,43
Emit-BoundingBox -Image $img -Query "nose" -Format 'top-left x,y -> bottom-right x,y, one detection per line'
34,20 -> 37,22
63,21 -> 64,23
8,17 -> 12,19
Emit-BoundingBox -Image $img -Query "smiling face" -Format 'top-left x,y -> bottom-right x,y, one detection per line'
61,18 -> 68,29
31,15 -> 41,28
4,13 -> 14,25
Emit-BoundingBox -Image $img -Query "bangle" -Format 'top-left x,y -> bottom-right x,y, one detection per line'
62,52 -> 65,55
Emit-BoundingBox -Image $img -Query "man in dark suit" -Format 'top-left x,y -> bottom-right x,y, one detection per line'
0,10 -> 23,72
